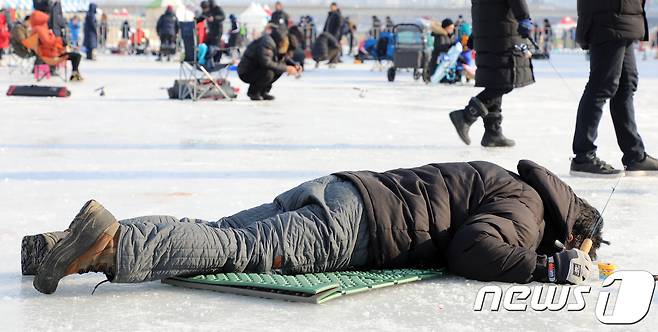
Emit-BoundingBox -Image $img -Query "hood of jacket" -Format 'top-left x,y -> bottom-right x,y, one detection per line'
517,159 -> 580,243
430,22 -> 448,36
30,10 -> 50,27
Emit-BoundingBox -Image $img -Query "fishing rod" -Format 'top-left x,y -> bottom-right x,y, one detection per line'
527,37 -> 581,99
579,173 -> 623,254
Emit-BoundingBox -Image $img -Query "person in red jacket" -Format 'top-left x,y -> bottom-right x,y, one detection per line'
27,10 -> 83,80
0,10 -> 10,65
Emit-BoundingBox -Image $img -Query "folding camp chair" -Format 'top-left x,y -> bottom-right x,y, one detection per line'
179,21 -> 233,101
6,47 -> 36,76
21,33 -> 69,82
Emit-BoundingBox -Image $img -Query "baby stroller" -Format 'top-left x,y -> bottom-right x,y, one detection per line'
387,23 -> 429,82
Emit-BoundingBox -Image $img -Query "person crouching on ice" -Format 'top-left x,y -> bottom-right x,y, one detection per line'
25,160 -> 605,294
449,0 -> 535,147
237,25 -> 302,101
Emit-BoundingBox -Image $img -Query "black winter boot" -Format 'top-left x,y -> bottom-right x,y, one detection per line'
481,113 -> 515,147
261,85 -> 275,100
449,97 -> 489,145
247,85 -> 263,101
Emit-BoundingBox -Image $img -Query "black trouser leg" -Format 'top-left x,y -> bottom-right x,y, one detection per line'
609,41 -> 645,164
475,87 -> 513,113
86,49 -> 93,60
572,39 -> 644,162
240,69 -> 277,95
65,52 -> 81,72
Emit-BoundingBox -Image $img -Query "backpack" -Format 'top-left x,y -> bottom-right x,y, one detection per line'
10,22 -> 33,58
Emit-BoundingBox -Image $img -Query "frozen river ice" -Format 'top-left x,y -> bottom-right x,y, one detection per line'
1,52 -> 658,331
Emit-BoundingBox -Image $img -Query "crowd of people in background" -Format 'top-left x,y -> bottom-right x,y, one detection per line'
1,0 -> 658,93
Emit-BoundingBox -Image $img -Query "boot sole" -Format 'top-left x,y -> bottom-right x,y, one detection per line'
624,170 -> 658,177
569,170 -> 625,178
33,200 -> 116,294
449,111 -> 471,145
21,235 -> 48,276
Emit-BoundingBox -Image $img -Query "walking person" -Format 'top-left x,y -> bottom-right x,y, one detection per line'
83,3 -> 98,60
449,0 -> 535,148
68,16 -> 81,50
98,13 -> 108,49
323,2 -> 343,41
156,5 -> 179,62
270,1 -> 289,32
570,0 -> 658,176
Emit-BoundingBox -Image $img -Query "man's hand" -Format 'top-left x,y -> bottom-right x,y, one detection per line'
551,249 -> 592,285
207,16 -> 214,22
295,64 -> 303,73
286,66 -> 299,76
517,18 -> 533,39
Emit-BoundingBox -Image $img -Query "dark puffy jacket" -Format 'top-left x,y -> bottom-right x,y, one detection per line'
336,160 -> 581,283
48,0 -> 67,39
156,10 -> 179,38
312,31 -> 339,61
471,0 -> 534,89
576,0 -> 648,50
270,10 -> 290,31
238,34 -> 288,75
323,10 -> 343,40
83,3 -> 97,49
205,2 -> 225,46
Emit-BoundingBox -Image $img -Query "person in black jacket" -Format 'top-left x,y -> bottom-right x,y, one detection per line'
156,5 -> 179,61
428,18 -> 456,77
449,0 -> 535,148
323,2 -> 343,41
270,1 -> 289,32
237,26 -> 301,100
48,0 -> 66,41
312,31 -> 340,68
204,0 -> 225,49
83,3 -> 98,60
27,160 -> 601,294
570,0 -> 658,176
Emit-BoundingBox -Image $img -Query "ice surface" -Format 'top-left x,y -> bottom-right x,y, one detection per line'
1,53 -> 658,331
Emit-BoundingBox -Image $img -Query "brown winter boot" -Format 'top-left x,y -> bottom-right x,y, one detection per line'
21,231 -> 69,276
34,200 -> 120,294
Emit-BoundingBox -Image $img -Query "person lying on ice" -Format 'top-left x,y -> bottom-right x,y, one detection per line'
24,160 -> 605,294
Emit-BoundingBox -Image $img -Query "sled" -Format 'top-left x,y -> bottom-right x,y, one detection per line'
430,42 -> 462,84
162,268 -> 445,304
6,85 -> 70,97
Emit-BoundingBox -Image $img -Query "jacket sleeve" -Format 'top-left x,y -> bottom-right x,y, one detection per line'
214,7 -> 225,23
447,213 -> 547,283
258,45 -> 288,73
156,16 -> 163,35
507,0 -> 531,21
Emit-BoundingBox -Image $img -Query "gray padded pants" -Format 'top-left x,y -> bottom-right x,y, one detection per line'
113,175 -> 369,283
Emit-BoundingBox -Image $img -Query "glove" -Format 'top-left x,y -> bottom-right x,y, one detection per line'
517,18 -> 533,39
549,249 -> 593,285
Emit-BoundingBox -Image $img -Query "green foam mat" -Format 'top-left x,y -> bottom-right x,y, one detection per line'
162,268 -> 445,303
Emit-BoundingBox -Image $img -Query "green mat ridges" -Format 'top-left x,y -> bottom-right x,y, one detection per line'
163,268 -> 445,303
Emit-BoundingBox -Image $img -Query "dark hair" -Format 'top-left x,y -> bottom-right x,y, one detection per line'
571,198 -> 609,260
441,18 -> 454,28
